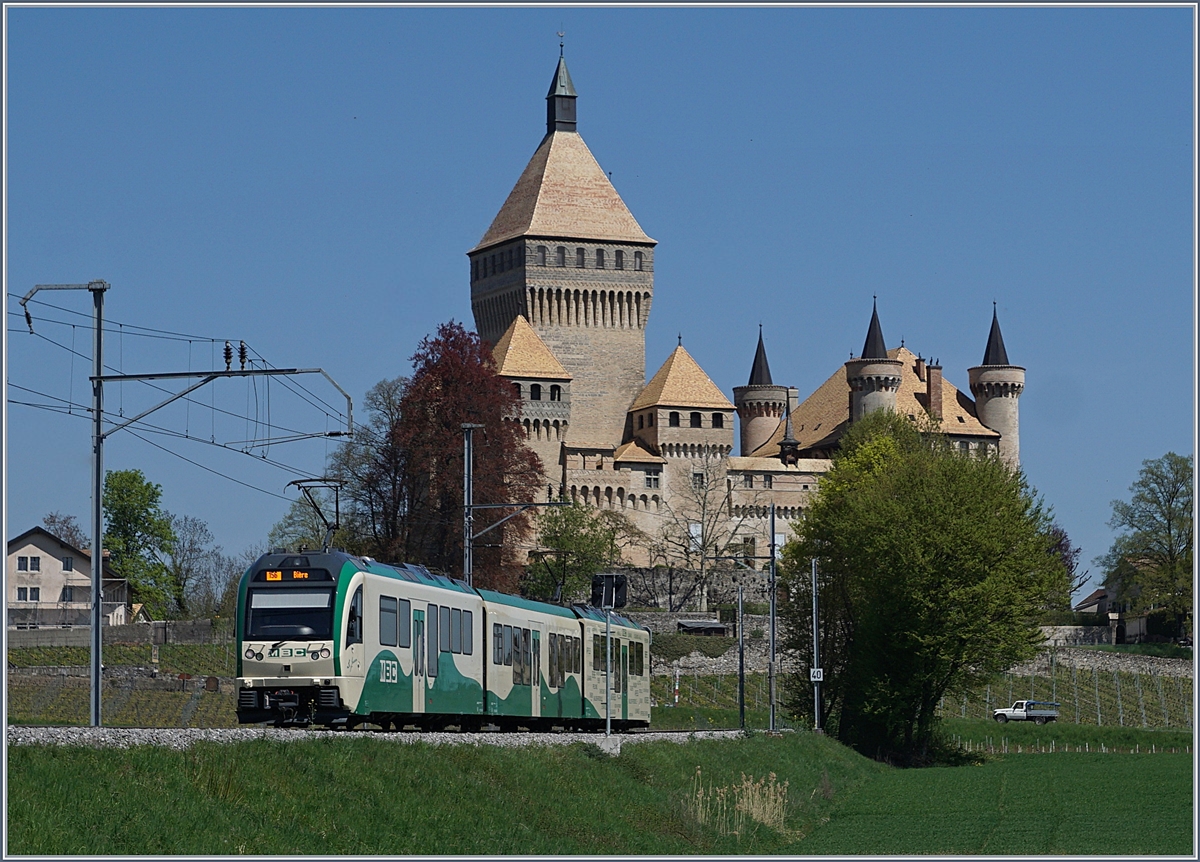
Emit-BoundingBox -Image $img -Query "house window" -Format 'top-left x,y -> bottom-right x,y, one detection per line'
29,556 -> 40,571
29,587 -> 40,602
17,556 -> 28,571
556,246 -> 566,266
61,586 -> 75,603
743,474 -> 754,489
763,474 -> 773,489
596,249 -> 605,268
550,385 -> 562,402
615,250 -> 624,270
63,557 -> 73,572
669,412 -> 681,427
645,472 -> 660,489
959,440 -> 970,451
16,587 -> 28,602
530,384 -> 542,401
690,412 -> 702,428
634,251 -> 643,271
692,472 -> 706,490
536,246 -> 547,266
576,248 -> 585,267
712,413 -> 724,428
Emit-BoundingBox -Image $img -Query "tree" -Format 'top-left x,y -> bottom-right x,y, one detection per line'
780,411 -> 1069,765
331,321 -> 543,591
42,511 -> 88,549
103,469 -> 177,619
164,514 -> 216,618
1097,453 -> 1193,631
525,503 -> 633,602
267,491 -> 362,554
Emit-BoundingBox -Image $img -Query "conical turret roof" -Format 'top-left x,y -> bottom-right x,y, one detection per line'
748,327 -> 773,386
860,299 -> 888,359
491,315 -> 571,380
980,305 -> 1010,366
630,346 -> 734,411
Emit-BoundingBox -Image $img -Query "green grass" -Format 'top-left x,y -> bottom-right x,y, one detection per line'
939,716 -> 1194,753
7,731 -> 1191,855
8,643 -> 237,677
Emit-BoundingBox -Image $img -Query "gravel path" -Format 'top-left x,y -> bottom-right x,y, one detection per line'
7,725 -> 745,753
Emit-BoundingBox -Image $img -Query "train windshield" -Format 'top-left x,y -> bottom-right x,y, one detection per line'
245,588 -> 335,639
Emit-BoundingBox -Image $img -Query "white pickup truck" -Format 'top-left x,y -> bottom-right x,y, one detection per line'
993,700 -> 1059,725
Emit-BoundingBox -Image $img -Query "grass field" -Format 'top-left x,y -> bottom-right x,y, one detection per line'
7,730 -> 1191,855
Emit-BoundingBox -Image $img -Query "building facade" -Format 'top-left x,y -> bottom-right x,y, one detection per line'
6,527 -> 129,629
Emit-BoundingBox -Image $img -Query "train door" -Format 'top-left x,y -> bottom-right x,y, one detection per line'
621,642 -> 629,720
530,626 -> 541,718
412,608 -> 425,713
344,584 -> 364,676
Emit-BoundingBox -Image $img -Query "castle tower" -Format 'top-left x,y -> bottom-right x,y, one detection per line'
468,55 -> 656,445
733,327 -> 788,456
968,306 -> 1025,466
845,300 -> 903,422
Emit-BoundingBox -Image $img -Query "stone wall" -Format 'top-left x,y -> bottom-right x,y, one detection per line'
8,620 -> 224,648
1039,625 -> 1112,647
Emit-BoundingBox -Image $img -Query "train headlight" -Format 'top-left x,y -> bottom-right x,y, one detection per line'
254,652 -> 263,661
320,647 -> 331,658
310,650 -> 320,660
244,648 -> 255,660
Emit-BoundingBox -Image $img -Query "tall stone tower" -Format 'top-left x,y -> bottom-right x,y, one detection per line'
845,300 -> 903,421
468,55 -> 656,445
733,327 -> 788,456
968,306 -> 1024,466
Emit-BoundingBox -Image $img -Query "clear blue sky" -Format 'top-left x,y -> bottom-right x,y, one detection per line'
4,6 -> 1194,596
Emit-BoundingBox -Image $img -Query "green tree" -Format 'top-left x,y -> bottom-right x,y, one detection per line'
525,503 -> 632,602
103,469 -> 177,619
1097,453 -> 1193,632
780,411 -> 1068,764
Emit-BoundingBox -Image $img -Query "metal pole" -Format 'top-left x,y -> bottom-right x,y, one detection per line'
768,504 -> 777,732
605,606 -> 612,736
461,424 -> 482,587
738,584 -> 745,729
812,557 -> 821,733
89,282 -> 107,727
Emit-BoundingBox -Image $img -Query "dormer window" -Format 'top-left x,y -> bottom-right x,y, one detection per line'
648,413 -> 654,427
615,250 -> 624,270
634,251 -> 644,271
669,412 -> 680,427
712,413 -> 724,428
530,384 -> 542,401
638,415 -> 644,430
549,385 -> 562,402
690,412 -> 702,428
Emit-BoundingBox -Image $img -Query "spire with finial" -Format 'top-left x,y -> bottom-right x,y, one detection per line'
861,296 -> 888,359
748,324 -> 773,386
546,47 -> 577,135
981,301 -> 1010,366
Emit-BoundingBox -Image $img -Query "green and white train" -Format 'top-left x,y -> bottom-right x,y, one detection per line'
235,550 -> 651,730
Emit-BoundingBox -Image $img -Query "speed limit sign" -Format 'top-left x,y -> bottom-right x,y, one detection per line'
810,668 -> 824,682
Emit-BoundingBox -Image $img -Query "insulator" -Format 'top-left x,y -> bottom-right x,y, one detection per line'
223,340 -> 232,371
239,340 -> 247,370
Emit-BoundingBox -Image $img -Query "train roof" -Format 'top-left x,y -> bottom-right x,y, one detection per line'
571,604 -> 645,630
476,589 -> 578,619
361,560 -> 475,595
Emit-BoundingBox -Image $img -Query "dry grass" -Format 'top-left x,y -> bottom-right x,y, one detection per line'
688,766 -> 790,837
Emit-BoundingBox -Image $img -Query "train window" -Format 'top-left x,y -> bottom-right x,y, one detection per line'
575,637 -> 582,674
512,628 -> 524,683
503,625 -> 513,666
398,599 -> 411,648
462,610 -> 473,655
427,605 -> 439,678
634,641 -> 643,676
612,639 -> 622,692
346,586 -> 363,646
522,629 -> 532,686
450,608 -> 462,654
379,596 -> 398,647
493,623 -> 503,664
440,606 -> 451,652
548,633 -> 558,688
593,634 -> 602,671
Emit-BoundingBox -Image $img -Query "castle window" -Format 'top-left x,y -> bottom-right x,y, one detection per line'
506,249 -> 513,270
576,248 -> 585,268
743,474 -> 754,489
638,415 -> 644,430
959,440 -> 970,451
669,412 -> 680,427
596,249 -> 605,268
690,412 -> 702,428
648,413 -> 654,427
530,384 -> 542,401
490,254 -> 496,275
556,247 -> 566,267
513,383 -> 522,398
615,250 -> 624,270
645,472 -> 660,489
763,474 -> 773,489
550,385 -> 562,402
537,246 -> 547,266
634,251 -> 644,271
712,413 -> 724,428
692,472 -> 706,490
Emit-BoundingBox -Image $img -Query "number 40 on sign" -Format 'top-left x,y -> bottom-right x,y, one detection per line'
810,668 -> 824,682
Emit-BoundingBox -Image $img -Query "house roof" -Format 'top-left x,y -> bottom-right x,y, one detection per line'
630,346 -> 734,411
980,305 -> 1011,366
7,526 -> 119,579
472,130 -> 655,251
750,346 -> 999,457
747,327 -> 773,386
491,315 -> 571,380
613,440 -> 666,464
726,456 -> 830,473
861,299 -> 889,359
1073,587 -> 1109,612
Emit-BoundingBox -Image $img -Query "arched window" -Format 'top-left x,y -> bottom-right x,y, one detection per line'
615,250 -> 624,270
595,249 -> 605,268
669,411 -> 681,427
690,412 -> 702,428
576,248 -> 585,268
530,384 -> 542,401
634,251 -> 644,271
537,246 -> 547,266
637,415 -> 644,430
712,413 -> 724,428
556,246 -> 566,266
513,383 -> 522,398
549,385 -> 561,402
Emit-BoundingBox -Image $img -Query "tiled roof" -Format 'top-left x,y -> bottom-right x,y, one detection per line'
750,347 -> 999,457
472,131 -> 655,251
630,346 -> 735,411
491,315 -> 571,381
613,440 -> 666,464
725,456 -> 830,473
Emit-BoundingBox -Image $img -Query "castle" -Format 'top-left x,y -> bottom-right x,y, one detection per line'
470,56 -> 1026,573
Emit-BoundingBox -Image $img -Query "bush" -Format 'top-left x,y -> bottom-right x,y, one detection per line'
652,634 -> 735,664
1038,610 -> 1108,627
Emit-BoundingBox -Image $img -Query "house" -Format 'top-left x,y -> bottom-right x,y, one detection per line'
6,527 -> 130,629
1073,587 -> 1110,616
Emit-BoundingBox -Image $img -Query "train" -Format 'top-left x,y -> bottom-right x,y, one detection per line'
235,550 -> 651,731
